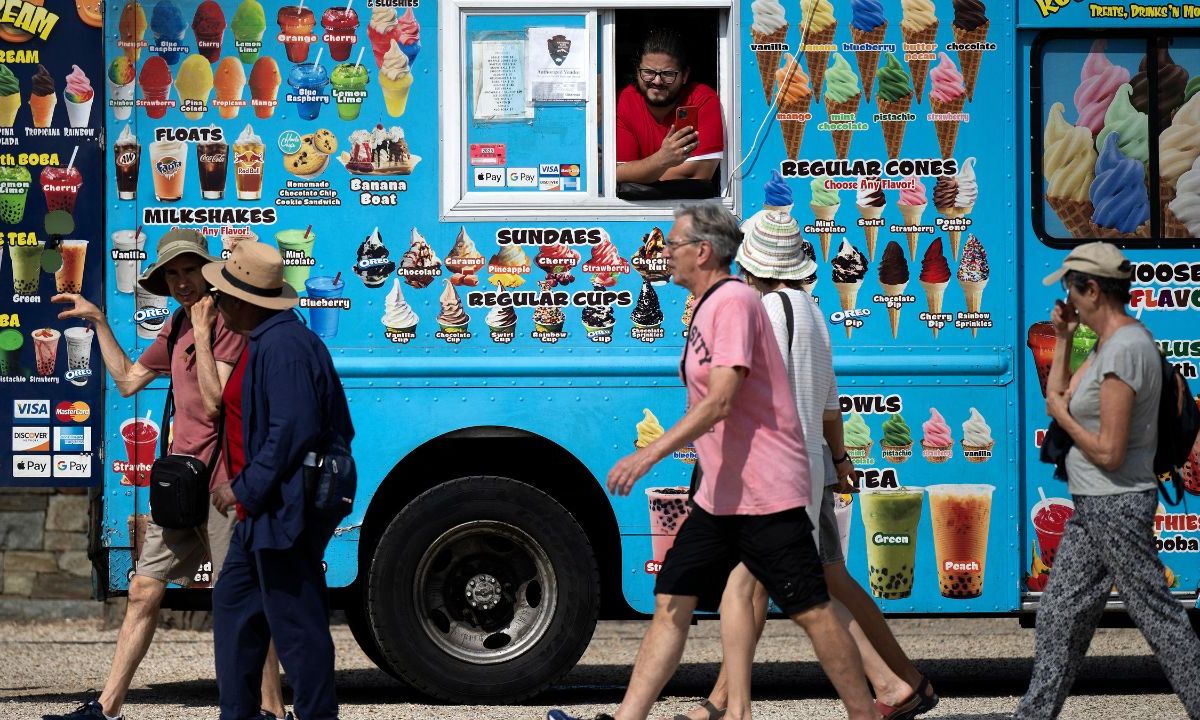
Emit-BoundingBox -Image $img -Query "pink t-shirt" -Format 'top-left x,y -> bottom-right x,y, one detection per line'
682,279 -> 810,516
138,313 -> 247,490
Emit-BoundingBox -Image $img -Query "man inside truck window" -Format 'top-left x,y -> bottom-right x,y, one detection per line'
43,229 -> 289,720
616,29 -> 724,200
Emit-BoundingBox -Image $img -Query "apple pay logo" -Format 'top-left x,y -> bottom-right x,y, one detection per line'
474,169 -> 505,187
13,455 -> 51,478
507,168 -> 537,188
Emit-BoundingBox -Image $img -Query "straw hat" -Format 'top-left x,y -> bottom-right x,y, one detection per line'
201,242 -> 299,310
137,228 -> 219,296
735,210 -> 810,280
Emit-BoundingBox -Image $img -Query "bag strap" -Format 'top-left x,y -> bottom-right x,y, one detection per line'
770,290 -> 795,355
679,277 -> 741,387
158,308 -> 187,458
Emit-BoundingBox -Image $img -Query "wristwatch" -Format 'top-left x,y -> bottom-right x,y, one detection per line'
832,451 -> 850,464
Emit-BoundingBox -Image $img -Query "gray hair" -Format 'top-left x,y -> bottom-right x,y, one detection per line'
674,202 -> 741,266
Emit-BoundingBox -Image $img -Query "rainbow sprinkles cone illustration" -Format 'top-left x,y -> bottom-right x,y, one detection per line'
750,0 -> 789,105
957,234 -> 989,338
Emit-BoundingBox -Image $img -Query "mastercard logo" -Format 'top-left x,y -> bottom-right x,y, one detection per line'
56,401 -> 91,423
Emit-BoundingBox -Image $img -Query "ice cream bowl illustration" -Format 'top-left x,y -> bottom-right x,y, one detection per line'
584,323 -> 614,340
438,321 -> 470,335
384,323 -> 417,340
920,440 -> 953,464
961,439 -> 995,464
847,441 -> 874,464
487,320 -> 517,338
881,443 -> 913,464
534,320 -> 566,334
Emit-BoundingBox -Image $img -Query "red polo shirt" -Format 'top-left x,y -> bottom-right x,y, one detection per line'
616,82 -> 724,164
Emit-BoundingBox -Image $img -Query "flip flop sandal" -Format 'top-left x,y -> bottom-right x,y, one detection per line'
875,676 -> 938,720
672,700 -> 727,720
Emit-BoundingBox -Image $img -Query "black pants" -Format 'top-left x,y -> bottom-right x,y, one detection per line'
214,524 -> 338,720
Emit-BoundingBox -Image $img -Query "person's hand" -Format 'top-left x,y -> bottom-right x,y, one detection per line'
211,483 -> 238,516
606,449 -> 658,496
833,457 -> 857,494
1046,389 -> 1072,422
51,293 -> 103,323
1050,299 -> 1079,339
191,295 -> 217,343
654,126 -> 699,169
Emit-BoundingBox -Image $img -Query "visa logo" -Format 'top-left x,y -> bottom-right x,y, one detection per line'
13,399 -> 50,421
539,164 -> 560,175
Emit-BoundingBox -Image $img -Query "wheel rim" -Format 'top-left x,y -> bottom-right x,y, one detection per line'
412,520 -> 558,664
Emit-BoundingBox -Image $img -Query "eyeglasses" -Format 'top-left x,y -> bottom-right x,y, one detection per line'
638,68 -> 681,85
665,238 -> 704,250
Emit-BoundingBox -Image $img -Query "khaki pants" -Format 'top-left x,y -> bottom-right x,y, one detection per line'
135,500 -> 237,586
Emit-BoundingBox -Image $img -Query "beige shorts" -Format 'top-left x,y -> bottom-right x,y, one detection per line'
135,500 -> 237,586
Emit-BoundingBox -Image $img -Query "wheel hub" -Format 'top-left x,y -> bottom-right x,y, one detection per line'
465,573 -> 502,610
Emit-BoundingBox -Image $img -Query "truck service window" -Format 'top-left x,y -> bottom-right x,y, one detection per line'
1033,34 -> 1200,246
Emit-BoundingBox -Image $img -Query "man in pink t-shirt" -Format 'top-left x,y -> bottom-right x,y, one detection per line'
546,204 -> 877,720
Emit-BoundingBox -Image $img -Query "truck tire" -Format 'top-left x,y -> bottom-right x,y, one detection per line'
366,476 -> 600,703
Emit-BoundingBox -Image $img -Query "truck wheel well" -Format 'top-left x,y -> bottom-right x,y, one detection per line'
358,427 -> 629,617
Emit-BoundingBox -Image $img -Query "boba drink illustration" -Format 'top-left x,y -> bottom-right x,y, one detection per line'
860,487 -> 923,599
64,326 -> 94,387
32,328 -> 60,377
646,487 -> 691,564
0,328 -> 22,376
927,484 -> 994,599
9,240 -> 43,296
55,239 -> 88,293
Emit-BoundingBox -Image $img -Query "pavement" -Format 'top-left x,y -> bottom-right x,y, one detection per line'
0,617 -> 1188,719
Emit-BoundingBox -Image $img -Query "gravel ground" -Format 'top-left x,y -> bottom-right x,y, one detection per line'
0,617 -> 1187,719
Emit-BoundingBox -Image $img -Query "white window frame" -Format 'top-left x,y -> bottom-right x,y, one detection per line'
439,0 -> 739,221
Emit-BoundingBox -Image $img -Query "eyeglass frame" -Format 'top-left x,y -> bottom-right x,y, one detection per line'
637,67 -> 682,85
664,238 -> 706,251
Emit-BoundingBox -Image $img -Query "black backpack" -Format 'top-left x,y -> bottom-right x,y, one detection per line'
1155,354 -> 1200,505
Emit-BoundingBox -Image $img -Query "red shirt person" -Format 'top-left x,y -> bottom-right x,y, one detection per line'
616,29 -> 724,194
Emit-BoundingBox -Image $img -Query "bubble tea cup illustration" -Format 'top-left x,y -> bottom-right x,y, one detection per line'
927,484 -> 994,599
646,487 -> 691,565
860,487 -> 923,599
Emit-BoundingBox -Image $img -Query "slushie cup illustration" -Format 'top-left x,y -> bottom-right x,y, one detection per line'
277,5 -> 316,63
275,227 -> 316,291
321,6 -> 359,61
1031,495 -> 1074,567
647,487 -> 691,566
927,484 -> 994,599
331,62 -> 368,120
0,166 -> 31,225
287,60 -> 330,120
120,415 -> 160,485
1069,324 -> 1098,373
860,487 -> 923,599
1027,321 -> 1056,397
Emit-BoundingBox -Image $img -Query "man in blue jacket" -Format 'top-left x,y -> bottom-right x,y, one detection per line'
206,242 -> 354,720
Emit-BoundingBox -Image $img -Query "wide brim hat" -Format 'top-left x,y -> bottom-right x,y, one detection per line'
1042,241 -> 1132,286
735,210 -> 808,280
201,241 -> 299,310
137,228 -> 220,297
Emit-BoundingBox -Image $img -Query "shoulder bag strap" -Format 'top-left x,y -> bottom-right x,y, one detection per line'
158,309 -> 187,458
679,277 -> 741,387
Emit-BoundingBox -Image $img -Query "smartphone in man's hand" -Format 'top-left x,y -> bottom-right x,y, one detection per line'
674,105 -> 699,134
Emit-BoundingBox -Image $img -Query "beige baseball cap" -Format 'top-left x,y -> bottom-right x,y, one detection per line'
1041,242 -> 1132,286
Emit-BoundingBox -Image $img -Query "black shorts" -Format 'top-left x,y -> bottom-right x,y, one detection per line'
654,505 -> 829,616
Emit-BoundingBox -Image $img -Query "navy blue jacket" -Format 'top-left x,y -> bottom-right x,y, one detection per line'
231,310 -> 355,551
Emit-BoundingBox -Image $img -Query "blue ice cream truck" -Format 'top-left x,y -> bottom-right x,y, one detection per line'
1,0 -> 1199,704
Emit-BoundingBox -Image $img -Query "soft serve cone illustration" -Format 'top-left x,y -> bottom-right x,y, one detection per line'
1158,92 -> 1200,235
798,0 -> 837,103
1089,132 -> 1150,239
0,64 -> 19,127
957,234 -> 989,338
856,179 -> 885,261
810,177 -> 840,260
929,53 -> 966,159
951,0 -> 989,101
775,54 -> 812,160
878,241 -> 909,339
1043,102 -> 1096,239
918,237 -> 950,338
824,53 -> 862,160
850,0 -> 886,102
898,176 -> 927,259
876,53 -> 914,160
900,0 -> 938,102
831,238 -> 867,339
1074,40 -> 1129,138
750,0 -> 788,104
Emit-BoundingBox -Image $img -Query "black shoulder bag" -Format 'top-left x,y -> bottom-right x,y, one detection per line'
304,431 -> 357,521
150,310 -> 225,529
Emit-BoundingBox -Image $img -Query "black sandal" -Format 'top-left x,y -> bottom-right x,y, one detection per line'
875,676 -> 938,720
673,700 -> 727,720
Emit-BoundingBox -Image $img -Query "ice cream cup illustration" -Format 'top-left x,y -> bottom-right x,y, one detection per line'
32,328 -> 60,377
881,443 -> 913,463
120,416 -> 160,485
0,64 -> 20,126
927,484 -> 994,599
0,328 -> 23,376
134,286 -> 169,339
9,240 -> 43,296
112,229 -> 147,294
583,323 -> 614,340
860,487 -> 923,600
107,76 -> 136,120
647,487 -> 691,564
1031,496 -> 1074,568
29,65 -> 56,128
56,239 -> 88,294
63,65 -> 95,128
64,325 -> 94,387
275,228 -> 316,292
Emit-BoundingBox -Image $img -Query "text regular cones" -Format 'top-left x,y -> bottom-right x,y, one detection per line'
851,23 -> 887,103
752,25 -> 789,105
878,94 -> 914,159
835,280 -> 862,338
800,21 -> 836,103
903,21 -> 938,103
1046,196 -> 1095,239
930,94 -> 966,158
881,282 -> 908,339
920,279 -> 947,337
954,21 -> 989,102
826,93 -> 861,159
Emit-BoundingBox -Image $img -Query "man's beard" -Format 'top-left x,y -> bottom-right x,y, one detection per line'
638,82 -> 679,108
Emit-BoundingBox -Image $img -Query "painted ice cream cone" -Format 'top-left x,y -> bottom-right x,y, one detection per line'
943,207 -> 969,260
850,23 -> 886,103
812,203 -> 839,260
799,15 -> 837,103
809,177 -> 841,261
859,204 -> 884,260
901,23 -> 937,103
1042,102 -> 1097,239
920,280 -> 948,336
953,20 -> 989,102
836,281 -> 862,338
826,94 -> 861,158
876,53 -> 914,159
882,284 -> 907,338
29,65 -> 55,128
751,3 -> 789,107
0,64 -> 20,127
919,237 -> 951,338
900,203 -> 926,258
1089,132 -> 1151,239
1165,155 -> 1200,238
929,52 -> 967,159
1046,197 -> 1094,239
878,241 -> 909,340
823,53 -> 862,160
856,179 -> 886,261
957,234 -> 989,339
774,54 -> 813,159
831,238 -> 868,339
